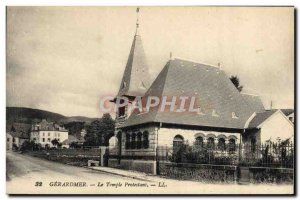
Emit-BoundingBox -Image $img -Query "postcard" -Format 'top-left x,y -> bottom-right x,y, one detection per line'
6,6 -> 295,195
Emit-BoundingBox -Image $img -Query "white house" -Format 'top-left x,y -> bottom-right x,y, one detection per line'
30,119 -> 68,148
245,110 -> 294,143
6,123 -> 31,150
280,109 -> 294,123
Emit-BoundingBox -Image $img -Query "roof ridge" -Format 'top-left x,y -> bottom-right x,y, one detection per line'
152,61 -> 172,122
241,92 -> 260,97
173,57 -> 221,69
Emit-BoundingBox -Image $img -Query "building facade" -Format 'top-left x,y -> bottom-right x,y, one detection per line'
107,12 -> 294,174
30,119 -> 68,148
6,123 -> 31,150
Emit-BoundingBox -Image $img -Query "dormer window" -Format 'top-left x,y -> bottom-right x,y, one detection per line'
139,81 -> 146,89
212,109 -> 219,117
232,112 -> 238,119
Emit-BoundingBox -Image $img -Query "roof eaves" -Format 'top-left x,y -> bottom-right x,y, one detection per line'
244,112 -> 257,129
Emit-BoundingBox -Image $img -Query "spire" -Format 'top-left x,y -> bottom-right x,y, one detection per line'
117,7 -> 150,98
135,7 -> 140,35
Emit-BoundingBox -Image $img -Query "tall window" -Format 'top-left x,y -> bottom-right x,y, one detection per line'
195,136 -> 203,150
251,137 -> 256,153
217,138 -> 226,151
207,137 -> 215,149
229,138 -> 236,152
131,133 -> 136,149
118,99 -> 125,117
125,133 -> 131,149
143,131 -> 149,149
137,132 -> 142,149
173,135 -> 184,153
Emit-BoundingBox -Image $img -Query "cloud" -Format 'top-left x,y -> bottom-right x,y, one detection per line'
6,7 -> 294,117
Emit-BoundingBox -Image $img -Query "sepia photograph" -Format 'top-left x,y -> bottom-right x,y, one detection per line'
5,6 -> 295,195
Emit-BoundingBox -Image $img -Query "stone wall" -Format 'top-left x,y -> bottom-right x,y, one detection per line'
119,159 -> 157,174
108,158 -> 119,168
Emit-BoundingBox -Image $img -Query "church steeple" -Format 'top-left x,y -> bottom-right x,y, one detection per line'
117,7 -> 150,98
135,7 -> 140,36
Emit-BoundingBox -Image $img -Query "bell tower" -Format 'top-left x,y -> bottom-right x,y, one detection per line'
114,7 -> 151,127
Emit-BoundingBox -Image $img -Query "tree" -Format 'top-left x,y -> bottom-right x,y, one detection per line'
57,143 -> 62,149
84,113 -> 115,146
20,140 -> 41,151
230,75 -> 243,92
64,121 -> 85,136
70,142 -> 80,149
51,139 -> 59,148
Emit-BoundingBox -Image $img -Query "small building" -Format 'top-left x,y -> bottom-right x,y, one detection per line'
245,109 -> 294,144
280,109 -> 294,123
30,119 -> 68,148
68,134 -> 85,148
6,123 -> 31,150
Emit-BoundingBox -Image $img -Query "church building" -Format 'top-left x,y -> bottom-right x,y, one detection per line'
108,9 -> 294,174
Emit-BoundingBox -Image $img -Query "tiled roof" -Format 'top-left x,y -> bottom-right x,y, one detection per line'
61,139 -> 69,145
34,119 -> 67,131
241,93 -> 265,113
117,34 -> 151,97
120,58 -> 264,129
7,123 -> 31,139
247,110 -> 277,128
68,135 -> 85,143
280,109 -> 294,116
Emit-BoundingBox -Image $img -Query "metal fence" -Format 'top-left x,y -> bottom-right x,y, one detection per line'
157,142 -> 294,168
240,142 -> 294,168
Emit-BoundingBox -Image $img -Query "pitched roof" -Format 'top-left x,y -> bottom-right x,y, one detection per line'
120,58 -> 263,129
247,110 -> 277,128
280,109 -> 294,116
7,123 -> 31,139
68,135 -> 85,143
117,34 -> 151,97
241,93 -> 265,113
34,119 -> 67,131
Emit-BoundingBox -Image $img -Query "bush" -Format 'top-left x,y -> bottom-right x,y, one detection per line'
170,144 -> 237,165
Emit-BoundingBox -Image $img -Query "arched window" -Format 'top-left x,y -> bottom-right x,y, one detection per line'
173,135 -> 184,153
125,133 -> 131,149
217,138 -> 226,151
137,132 -> 142,149
228,138 -> 236,153
131,133 -> 136,149
143,131 -> 149,149
195,136 -> 203,149
207,137 -> 215,149
118,99 -> 125,117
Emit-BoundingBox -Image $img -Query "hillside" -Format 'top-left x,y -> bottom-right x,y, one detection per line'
6,107 -> 97,124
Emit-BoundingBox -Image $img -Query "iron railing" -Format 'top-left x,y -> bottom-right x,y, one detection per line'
156,142 -> 294,168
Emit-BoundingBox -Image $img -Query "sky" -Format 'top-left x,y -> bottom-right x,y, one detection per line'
6,7 -> 294,118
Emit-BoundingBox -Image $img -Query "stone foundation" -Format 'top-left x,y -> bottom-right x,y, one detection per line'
108,158 -> 119,168
118,159 -> 157,174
